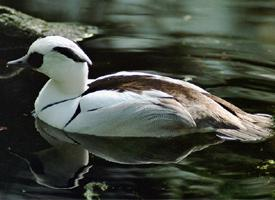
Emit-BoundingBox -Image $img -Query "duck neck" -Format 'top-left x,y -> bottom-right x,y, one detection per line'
49,63 -> 89,97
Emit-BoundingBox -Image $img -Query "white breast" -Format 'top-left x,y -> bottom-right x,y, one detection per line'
35,98 -> 81,129
35,79 -> 82,129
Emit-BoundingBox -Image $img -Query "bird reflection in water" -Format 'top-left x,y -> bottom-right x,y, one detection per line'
14,117 -> 223,189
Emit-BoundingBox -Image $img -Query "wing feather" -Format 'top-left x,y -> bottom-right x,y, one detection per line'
64,90 -> 197,137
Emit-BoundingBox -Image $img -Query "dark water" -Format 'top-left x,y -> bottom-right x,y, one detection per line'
0,0 -> 275,199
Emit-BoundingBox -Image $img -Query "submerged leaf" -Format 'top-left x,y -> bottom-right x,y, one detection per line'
257,160 -> 275,172
84,182 -> 108,200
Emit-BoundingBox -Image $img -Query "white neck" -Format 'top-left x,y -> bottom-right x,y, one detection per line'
51,68 -> 89,96
38,61 -> 90,97
35,62 -> 90,115
33,54 -> 91,129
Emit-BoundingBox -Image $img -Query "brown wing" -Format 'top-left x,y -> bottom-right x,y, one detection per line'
86,74 -> 273,141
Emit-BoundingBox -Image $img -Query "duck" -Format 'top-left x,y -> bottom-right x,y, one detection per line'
6,36 -> 274,142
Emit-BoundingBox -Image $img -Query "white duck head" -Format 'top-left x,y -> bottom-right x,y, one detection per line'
7,36 -> 92,94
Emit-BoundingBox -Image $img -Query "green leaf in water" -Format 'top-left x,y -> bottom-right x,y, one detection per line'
257,160 -> 275,171
84,182 -> 108,200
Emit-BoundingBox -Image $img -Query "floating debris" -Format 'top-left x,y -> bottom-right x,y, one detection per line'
84,182 -> 108,200
257,159 -> 275,175
0,126 -> 8,132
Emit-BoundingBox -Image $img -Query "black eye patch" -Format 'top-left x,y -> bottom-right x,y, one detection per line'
27,52 -> 43,68
53,47 -> 87,63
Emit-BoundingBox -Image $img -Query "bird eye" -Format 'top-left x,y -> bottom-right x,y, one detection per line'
27,52 -> 44,68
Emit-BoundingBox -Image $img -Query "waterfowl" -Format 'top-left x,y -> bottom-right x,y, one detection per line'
7,36 -> 273,142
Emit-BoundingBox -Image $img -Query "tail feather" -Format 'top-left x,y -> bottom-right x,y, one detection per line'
217,113 -> 274,142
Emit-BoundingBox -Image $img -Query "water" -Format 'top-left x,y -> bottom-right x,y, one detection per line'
0,0 -> 275,199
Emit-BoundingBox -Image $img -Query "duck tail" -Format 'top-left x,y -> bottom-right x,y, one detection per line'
216,113 -> 274,142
